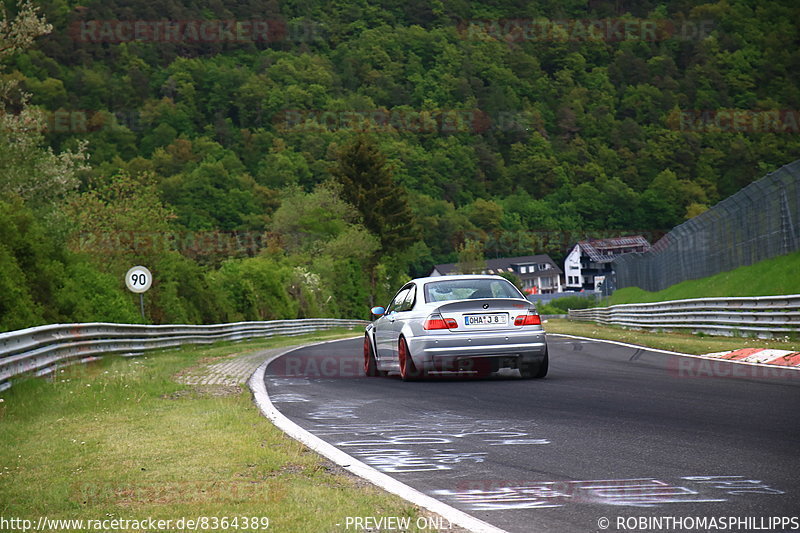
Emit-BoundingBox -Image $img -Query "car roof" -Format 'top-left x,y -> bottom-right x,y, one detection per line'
407,274 -> 512,285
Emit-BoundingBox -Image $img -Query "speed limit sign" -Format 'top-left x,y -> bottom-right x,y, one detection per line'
125,266 -> 152,293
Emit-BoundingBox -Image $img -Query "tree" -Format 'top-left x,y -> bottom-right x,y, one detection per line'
212,256 -> 298,321
4,0 -> 799,325
462,198 -> 504,233
456,238 -> 486,275
270,182 -> 369,255
498,271 -> 523,291
0,0 -> 86,208
0,1 -> 136,330
0,197 -> 140,331
63,172 -> 227,324
0,0 -> 51,57
270,183 -> 380,315
330,135 -> 419,252
65,172 -> 177,269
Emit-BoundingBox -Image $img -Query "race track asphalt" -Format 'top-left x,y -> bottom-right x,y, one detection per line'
264,334 -> 800,533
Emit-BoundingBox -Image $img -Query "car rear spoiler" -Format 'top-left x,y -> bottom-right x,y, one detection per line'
435,298 -> 534,314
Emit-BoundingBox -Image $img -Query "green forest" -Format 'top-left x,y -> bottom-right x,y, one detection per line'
1,0 -> 799,331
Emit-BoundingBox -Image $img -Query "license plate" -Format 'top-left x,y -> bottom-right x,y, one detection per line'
464,313 -> 507,326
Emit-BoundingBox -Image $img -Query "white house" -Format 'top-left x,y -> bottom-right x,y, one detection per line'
564,236 -> 650,292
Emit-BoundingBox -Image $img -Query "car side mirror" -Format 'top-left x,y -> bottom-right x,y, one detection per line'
370,306 -> 386,316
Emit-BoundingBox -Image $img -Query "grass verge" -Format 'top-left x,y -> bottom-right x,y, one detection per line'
0,328 -> 440,532
543,319 -> 800,355
610,250 -> 800,305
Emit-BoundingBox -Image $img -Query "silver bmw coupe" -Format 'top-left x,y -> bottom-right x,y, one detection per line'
364,275 -> 548,380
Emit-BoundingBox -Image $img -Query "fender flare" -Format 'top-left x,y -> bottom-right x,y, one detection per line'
364,324 -> 378,357
397,323 -> 420,360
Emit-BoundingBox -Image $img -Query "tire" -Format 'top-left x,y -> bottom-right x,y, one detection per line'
520,348 -> 549,379
398,336 -> 424,381
364,335 -> 384,377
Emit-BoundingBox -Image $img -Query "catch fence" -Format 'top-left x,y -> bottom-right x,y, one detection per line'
614,160 -> 800,292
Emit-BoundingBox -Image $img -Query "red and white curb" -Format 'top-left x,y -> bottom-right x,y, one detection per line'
700,348 -> 800,367
247,337 -> 508,533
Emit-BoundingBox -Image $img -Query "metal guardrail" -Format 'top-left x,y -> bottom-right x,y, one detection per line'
567,295 -> 800,338
0,319 -> 367,392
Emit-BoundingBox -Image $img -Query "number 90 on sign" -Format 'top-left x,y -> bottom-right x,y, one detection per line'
125,266 -> 153,293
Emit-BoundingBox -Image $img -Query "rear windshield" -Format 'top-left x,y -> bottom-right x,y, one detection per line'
423,278 -> 523,303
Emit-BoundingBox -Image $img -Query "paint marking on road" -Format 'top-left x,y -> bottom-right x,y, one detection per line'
248,338 -> 509,533
435,475 -> 785,511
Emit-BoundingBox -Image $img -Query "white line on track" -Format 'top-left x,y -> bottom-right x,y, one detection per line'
247,337 -> 508,533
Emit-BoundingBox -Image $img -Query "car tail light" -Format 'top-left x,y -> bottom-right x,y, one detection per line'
514,311 -> 541,326
424,313 -> 458,330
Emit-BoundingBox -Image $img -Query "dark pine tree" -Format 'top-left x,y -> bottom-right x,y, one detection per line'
331,135 -> 419,252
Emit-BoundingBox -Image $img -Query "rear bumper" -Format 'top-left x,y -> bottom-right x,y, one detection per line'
407,329 -> 547,371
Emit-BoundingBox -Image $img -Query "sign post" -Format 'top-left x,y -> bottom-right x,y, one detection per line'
125,266 -> 152,320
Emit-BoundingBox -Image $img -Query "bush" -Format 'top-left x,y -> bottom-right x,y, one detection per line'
534,295 -> 597,315
0,244 -> 44,331
312,256 -> 371,319
212,256 -> 298,321
55,260 -> 141,324
149,252 -> 231,324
